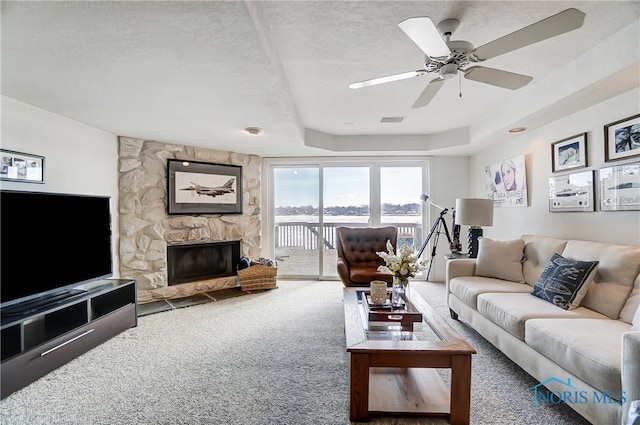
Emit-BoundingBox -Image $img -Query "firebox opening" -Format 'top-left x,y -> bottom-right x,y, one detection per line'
167,241 -> 241,286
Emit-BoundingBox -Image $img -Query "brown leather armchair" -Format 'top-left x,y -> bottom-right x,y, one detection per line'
336,226 -> 398,287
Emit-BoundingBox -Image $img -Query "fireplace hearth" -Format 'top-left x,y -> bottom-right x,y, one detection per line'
167,241 -> 241,286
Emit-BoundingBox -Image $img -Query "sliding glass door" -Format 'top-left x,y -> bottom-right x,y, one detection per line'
381,166 -> 424,249
322,167 -> 370,278
273,167 -> 319,277
270,161 -> 427,279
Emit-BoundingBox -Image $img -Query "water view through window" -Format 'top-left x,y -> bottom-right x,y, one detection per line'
273,164 -> 425,278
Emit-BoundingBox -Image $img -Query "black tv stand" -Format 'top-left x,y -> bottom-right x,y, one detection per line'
0,279 -> 137,399
1,289 -> 88,318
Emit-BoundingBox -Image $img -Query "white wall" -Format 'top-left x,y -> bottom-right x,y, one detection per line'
469,89 -> 640,247
426,156 -> 470,281
1,96 -> 121,275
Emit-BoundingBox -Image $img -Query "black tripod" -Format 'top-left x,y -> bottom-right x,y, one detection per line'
417,208 -> 454,281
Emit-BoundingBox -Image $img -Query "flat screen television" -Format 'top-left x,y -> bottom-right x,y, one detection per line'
0,190 -> 113,311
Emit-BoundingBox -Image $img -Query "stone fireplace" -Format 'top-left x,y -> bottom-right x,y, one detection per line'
117,137 -> 262,304
167,241 -> 240,286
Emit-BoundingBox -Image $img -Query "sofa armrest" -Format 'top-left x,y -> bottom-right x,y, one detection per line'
337,258 -> 351,286
445,259 -> 477,308
446,259 -> 477,289
622,331 -> 640,425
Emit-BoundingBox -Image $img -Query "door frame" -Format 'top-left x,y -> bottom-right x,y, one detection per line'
263,157 -> 430,279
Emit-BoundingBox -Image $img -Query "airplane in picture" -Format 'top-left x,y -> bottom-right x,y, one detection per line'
180,178 -> 235,197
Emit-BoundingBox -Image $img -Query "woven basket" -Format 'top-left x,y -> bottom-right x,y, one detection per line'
238,265 -> 278,291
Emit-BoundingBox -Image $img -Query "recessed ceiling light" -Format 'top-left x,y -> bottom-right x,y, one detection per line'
245,127 -> 263,135
509,127 -> 526,133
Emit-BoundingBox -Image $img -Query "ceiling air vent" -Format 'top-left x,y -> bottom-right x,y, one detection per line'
380,117 -> 404,123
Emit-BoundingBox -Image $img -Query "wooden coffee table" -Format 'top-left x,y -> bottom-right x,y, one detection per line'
343,287 -> 476,424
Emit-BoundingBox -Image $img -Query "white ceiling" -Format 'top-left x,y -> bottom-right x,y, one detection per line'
2,1 -> 639,158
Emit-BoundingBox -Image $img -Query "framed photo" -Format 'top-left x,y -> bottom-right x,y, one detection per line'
485,154 -> 528,208
167,159 -> 242,215
551,133 -> 587,172
604,114 -> 640,162
0,149 -> 45,183
599,162 -> 640,211
548,170 -> 595,212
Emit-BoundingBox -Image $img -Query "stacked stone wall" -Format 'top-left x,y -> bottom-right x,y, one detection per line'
118,137 -> 261,303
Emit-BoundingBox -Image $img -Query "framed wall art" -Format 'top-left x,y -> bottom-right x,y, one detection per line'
167,159 -> 242,215
548,170 -> 594,212
604,114 -> 640,162
0,149 -> 45,183
551,133 -> 587,173
485,154 -> 528,208
599,162 -> 640,211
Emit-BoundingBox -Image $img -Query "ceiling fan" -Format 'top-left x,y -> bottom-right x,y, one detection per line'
349,8 -> 585,108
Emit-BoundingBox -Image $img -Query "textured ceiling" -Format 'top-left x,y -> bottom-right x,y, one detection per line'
1,1 -> 639,157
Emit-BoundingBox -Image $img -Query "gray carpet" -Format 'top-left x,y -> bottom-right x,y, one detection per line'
0,280 -> 590,425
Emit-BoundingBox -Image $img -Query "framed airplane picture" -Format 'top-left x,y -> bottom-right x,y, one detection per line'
167,159 -> 243,215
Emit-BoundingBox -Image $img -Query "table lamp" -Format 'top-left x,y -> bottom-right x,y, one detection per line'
454,198 -> 494,258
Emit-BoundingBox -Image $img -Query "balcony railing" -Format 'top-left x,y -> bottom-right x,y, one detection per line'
275,222 -> 423,250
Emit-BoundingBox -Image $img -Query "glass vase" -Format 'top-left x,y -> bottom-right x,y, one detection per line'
391,276 -> 408,307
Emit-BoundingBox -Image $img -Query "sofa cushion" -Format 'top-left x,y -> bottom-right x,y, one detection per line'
449,276 -> 531,309
475,238 -> 525,283
477,292 -> 608,340
564,240 -> 640,319
531,253 -> 599,310
525,318 -> 631,399
633,306 -> 640,331
620,274 -> 640,325
521,235 -> 568,287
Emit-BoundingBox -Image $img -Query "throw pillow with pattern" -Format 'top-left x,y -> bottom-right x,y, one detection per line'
531,253 -> 599,310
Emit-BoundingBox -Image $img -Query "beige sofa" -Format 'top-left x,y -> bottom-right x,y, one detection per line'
446,235 -> 640,425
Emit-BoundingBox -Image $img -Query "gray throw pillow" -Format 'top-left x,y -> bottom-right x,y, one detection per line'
475,238 -> 525,283
531,253 -> 599,310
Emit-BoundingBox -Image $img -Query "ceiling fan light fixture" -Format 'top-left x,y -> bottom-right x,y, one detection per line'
440,63 -> 458,79
245,127 -> 263,135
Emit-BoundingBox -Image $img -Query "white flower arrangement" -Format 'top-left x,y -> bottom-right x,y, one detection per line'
376,239 -> 428,281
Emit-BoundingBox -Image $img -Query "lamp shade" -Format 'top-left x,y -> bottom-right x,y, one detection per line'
455,198 -> 494,227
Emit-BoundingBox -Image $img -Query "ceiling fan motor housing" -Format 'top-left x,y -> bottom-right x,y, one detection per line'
424,40 -> 474,72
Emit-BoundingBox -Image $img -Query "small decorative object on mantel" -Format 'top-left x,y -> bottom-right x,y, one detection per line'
599,162 -> 640,211
604,113 -> 640,163
0,149 -> 45,183
548,170 -> 595,212
551,133 -> 587,173
377,240 -> 427,307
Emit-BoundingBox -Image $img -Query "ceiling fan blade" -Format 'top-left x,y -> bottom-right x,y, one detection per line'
412,78 -> 445,108
471,8 -> 585,61
349,70 -> 427,89
464,66 -> 533,89
398,17 -> 451,58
